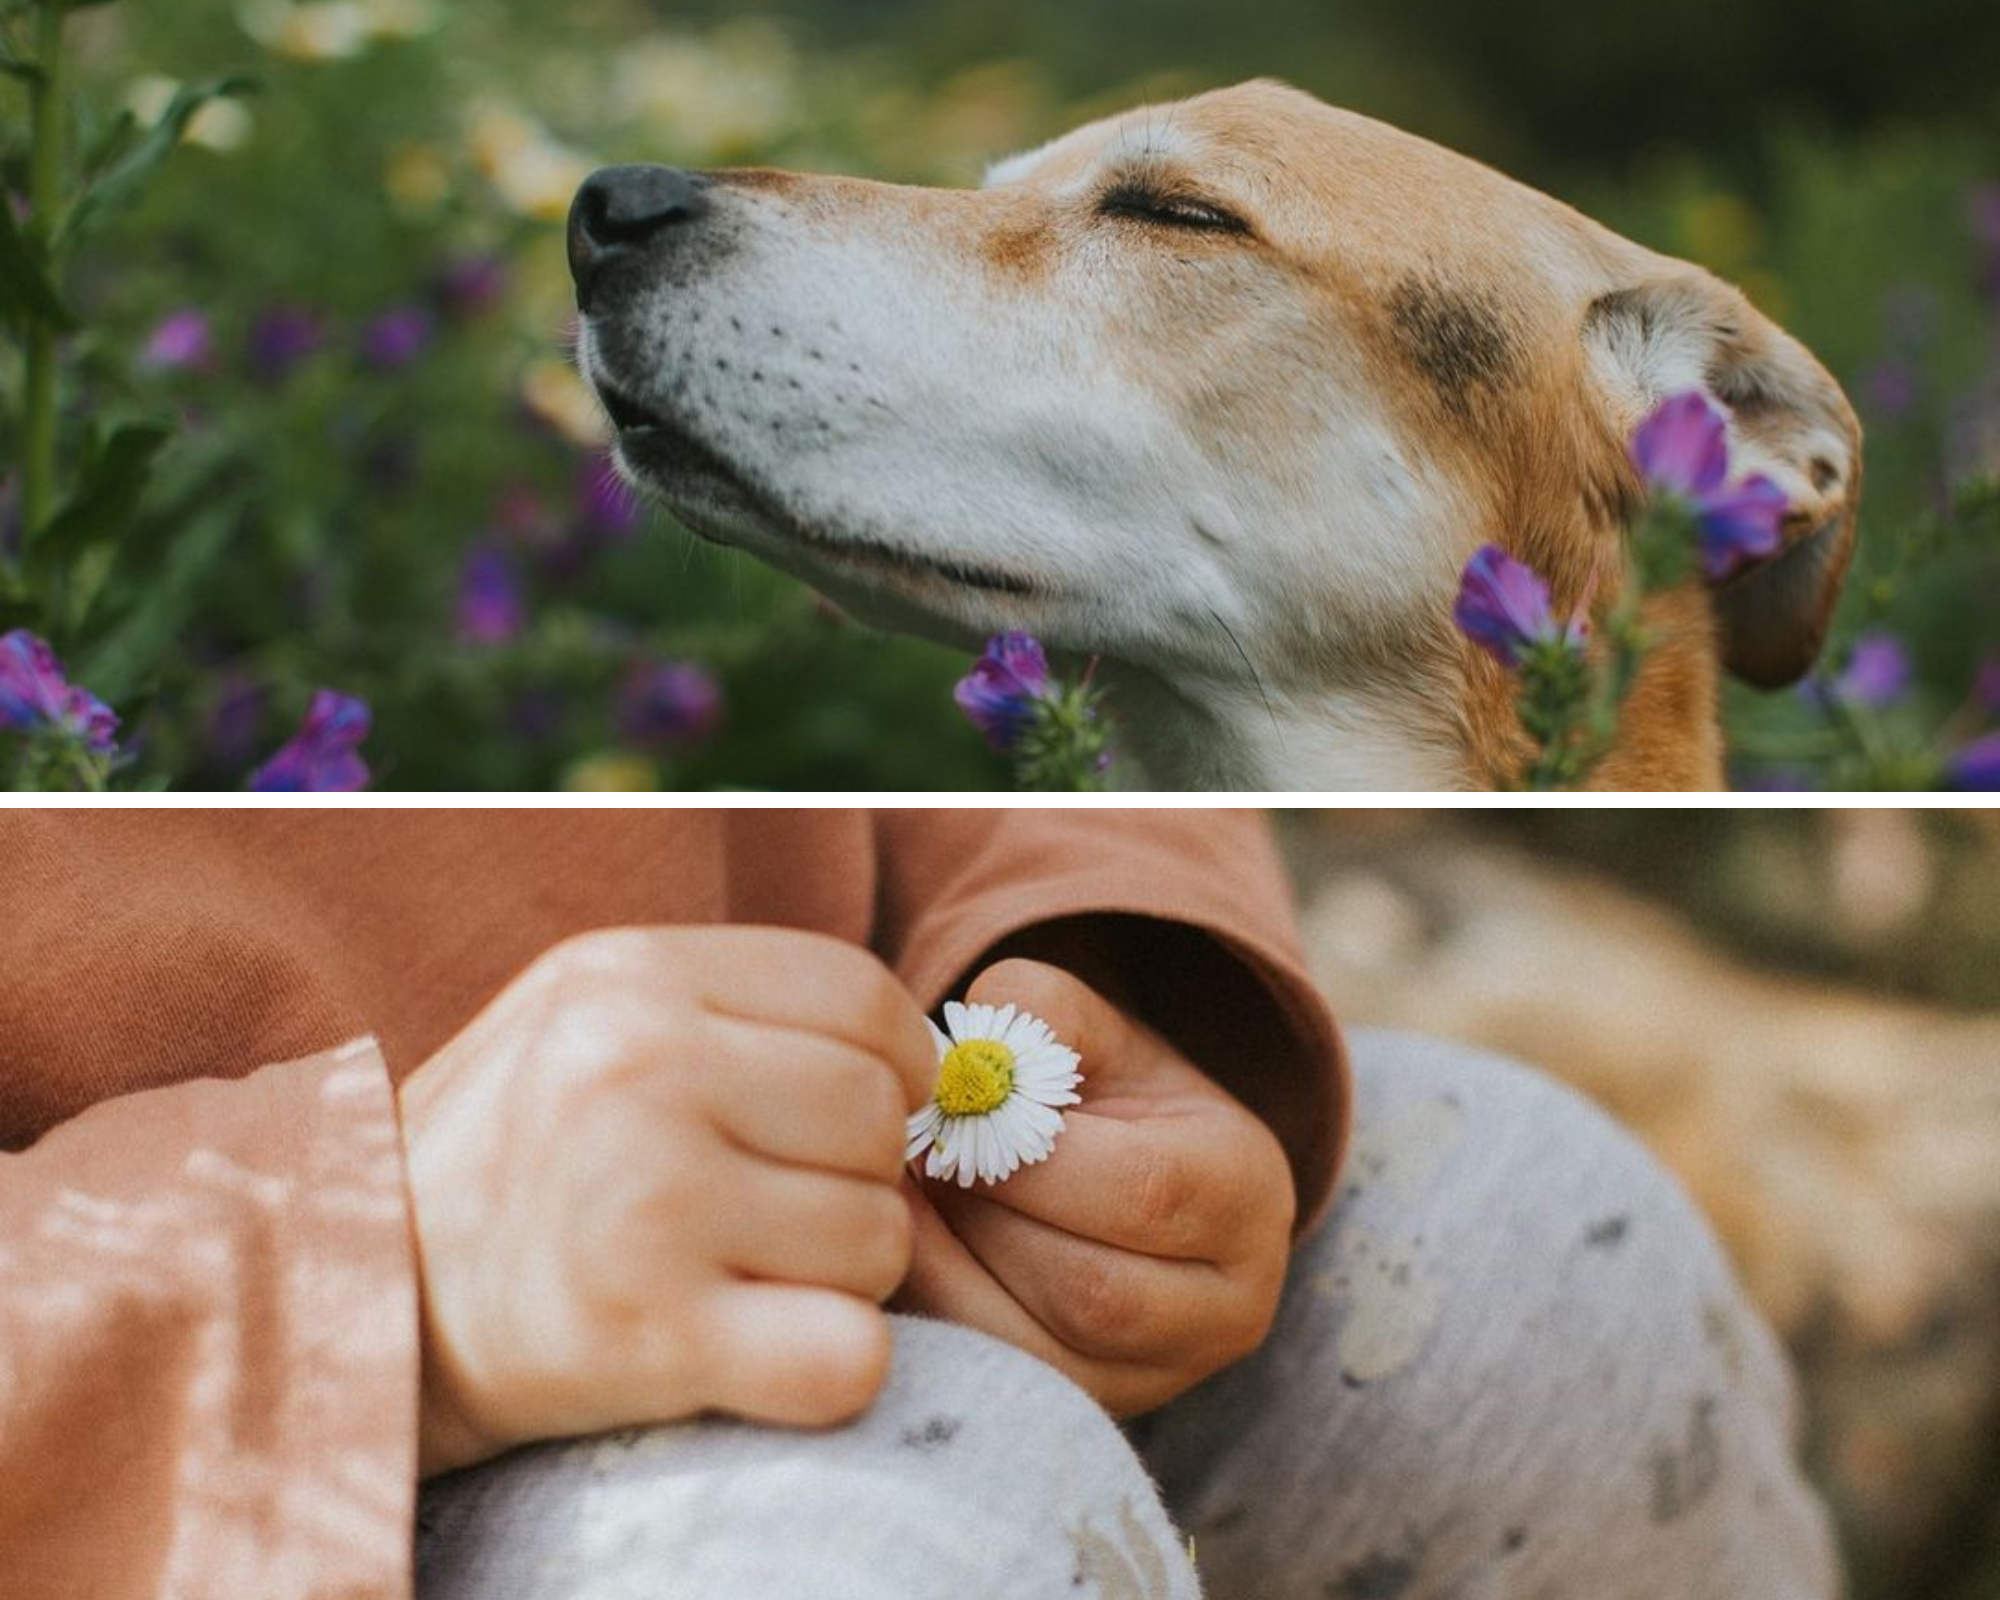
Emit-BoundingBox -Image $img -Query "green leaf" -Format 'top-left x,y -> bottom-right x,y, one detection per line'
57,75 -> 258,249
75,498 -> 242,705
31,418 -> 173,571
0,192 -> 78,331
79,106 -> 141,184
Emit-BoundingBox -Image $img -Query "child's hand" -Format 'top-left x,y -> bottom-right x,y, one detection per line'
895,959 -> 1296,1416
396,927 -> 937,1476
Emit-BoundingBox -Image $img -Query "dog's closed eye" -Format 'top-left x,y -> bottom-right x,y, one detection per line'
1097,182 -> 1250,238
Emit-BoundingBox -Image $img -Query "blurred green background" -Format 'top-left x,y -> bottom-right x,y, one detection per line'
3,0 -> 1998,787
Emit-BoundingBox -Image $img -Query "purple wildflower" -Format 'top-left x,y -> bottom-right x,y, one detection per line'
616,660 -> 723,753
247,307 -> 326,383
140,309 -> 214,373
578,459 -> 641,538
1452,546 -> 1585,669
0,630 -> 119,754
1947,733 -> 2000,791
359,305 -> 435,370
1630,391 -> 1790,582
456,545 -> 526,645
435,255 -> 508,319
249,690 -> 371,792
1831,632 -> 1913,709
955,632 -> 1054,750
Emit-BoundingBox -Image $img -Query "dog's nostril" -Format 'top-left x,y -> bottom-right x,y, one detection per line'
568,165 -> 709,307
583,166 -> 707,244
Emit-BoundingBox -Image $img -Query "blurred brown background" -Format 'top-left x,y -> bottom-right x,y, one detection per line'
1278,810 -> 2000,1600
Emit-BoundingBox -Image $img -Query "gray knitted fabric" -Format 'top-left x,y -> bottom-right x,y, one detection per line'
416,1029 -> 1841,1600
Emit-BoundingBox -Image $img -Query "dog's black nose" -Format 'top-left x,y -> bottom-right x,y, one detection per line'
568,165 -> 709,312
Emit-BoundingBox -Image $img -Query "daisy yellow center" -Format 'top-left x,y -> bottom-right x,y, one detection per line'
934,1039 -> 1016,1117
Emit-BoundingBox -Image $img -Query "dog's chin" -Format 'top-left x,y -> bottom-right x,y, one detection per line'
605,400 -> 1049,642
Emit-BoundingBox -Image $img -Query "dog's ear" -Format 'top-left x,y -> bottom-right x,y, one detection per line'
1584,274 -> 1861,687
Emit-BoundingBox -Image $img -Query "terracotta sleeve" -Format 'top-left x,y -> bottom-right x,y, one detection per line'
0,1039 -> 419,1600
870,808 -> 1350,1231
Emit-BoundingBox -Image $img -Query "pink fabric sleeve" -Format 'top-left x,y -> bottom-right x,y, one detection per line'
0,1039 -> 419,1600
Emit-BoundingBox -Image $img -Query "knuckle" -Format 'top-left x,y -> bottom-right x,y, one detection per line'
1048,1251 -> 1145,1351
1126,1146 -> 1198,1243
836,1185 -> 913,1287
787,1309 -> 894,1425
538,924 -> 651,979
1220,1277 -> 1283,1370
796,930 -> 900,1007
856,961 -> 920,1042
843,1048 -> 908,1128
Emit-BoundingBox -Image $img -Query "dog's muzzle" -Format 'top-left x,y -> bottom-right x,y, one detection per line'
566,164 -> 709,314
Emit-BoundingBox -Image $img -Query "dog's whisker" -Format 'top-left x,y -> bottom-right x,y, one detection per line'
1208,605 -> 1284,751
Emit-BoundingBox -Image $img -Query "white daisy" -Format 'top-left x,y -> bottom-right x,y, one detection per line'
905,1000 -> 1084,1188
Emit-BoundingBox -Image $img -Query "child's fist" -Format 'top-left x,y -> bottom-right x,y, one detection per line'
396,926 -> 936,1475
895,959 -> 1295,1416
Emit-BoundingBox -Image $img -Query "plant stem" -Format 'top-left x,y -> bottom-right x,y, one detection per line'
20,0 -> 66,549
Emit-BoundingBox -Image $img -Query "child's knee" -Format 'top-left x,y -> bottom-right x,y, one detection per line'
418,1314 -> 1197,1600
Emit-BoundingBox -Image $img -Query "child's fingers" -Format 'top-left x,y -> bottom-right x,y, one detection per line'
712,1158 -> 913,1302
694,929 -> 938,1110
700,1016 -> 912,1181
927,1184 -> 1245,1368
895,1183 -> 1179,1417
944,1111 -> 1232,1261
693,1283 -> 895,1429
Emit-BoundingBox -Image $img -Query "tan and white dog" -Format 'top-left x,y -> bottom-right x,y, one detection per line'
567,80 -> 1860,790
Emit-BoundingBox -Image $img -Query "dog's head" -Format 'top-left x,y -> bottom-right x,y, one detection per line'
571,81 -> 1858,773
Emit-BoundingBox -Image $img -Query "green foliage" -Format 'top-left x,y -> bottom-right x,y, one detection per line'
1011,673 -> 1114,793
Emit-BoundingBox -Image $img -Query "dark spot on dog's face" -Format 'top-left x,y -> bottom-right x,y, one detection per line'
982,219 -> 1057,280
1389,276 -> 1519,420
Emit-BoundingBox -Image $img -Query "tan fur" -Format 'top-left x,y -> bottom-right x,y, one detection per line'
965,82 -> 1860,785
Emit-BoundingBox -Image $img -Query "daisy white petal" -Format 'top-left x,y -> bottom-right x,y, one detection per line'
904,1104 -> 943,1161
